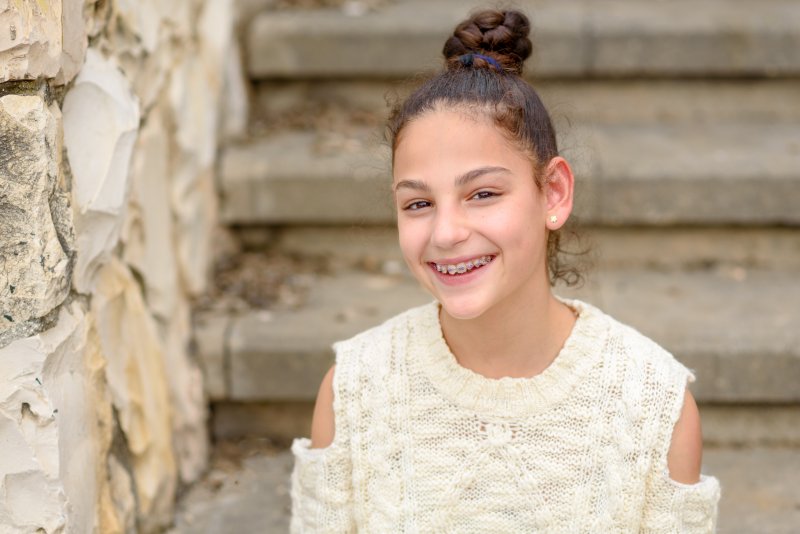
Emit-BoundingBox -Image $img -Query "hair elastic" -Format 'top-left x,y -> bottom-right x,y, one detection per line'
459,53 -> 503,72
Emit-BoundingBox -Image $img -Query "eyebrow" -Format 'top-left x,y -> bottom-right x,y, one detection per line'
393,166 -> 511,193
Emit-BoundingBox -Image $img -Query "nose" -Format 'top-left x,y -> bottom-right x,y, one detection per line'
430,204 -> 470,249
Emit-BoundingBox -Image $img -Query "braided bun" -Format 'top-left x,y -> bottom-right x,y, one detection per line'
442,9 -> 532,75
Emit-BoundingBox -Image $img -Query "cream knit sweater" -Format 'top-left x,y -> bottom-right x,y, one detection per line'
291,298 -> 721,533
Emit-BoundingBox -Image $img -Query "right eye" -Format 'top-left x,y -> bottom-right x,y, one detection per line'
403,200 -> 432,211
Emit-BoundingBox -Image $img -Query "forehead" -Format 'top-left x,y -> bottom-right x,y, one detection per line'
392,109 -> 532,184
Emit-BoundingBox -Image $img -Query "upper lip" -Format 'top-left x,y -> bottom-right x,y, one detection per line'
427,254 -> 495,265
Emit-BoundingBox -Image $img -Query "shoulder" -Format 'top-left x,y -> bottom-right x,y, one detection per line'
333,300 -> 437,364
599,305 -> 697,386
309,302 -> 435,448
589,302 -> 704,481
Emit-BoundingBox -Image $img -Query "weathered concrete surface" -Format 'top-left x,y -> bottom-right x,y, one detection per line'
597,269 -> 800,403
220,130 -> 393,225
197,268 -> 800,403
0,0 -> 88,83
248,0 -> 800,78
0,91 -> 73,342
169,445 -> 800,534
169,448 -> 292,534
220,122 -> 800,225
227,272 -> 430,401
704,447 -> 800,533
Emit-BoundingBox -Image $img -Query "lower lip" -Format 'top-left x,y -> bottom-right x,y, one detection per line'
428,258 -> 494,286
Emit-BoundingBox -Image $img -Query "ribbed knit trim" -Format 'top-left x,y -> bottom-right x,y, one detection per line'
410,297 -> 611,418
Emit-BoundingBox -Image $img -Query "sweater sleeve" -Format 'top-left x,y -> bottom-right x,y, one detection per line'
290,343 -> 355,533
641,466 -> 721,533
640,361 -> 721,533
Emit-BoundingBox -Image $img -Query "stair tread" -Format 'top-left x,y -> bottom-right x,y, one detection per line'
196,268 -> 800,403
220,123 -> 800,224
170,445 -> 800,534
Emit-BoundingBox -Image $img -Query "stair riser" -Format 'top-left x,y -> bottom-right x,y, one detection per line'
254,79 -> 800,129
211,401 -> 800,448
220,169 -> 800,226
233,226 -> 800,273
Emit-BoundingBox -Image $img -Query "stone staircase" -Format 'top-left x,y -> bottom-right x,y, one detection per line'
186,0 -> 800,530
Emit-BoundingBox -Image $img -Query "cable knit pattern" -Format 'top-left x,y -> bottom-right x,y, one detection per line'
291,298 -> 721,533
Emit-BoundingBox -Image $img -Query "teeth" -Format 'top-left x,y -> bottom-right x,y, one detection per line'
434,256 -> 493,275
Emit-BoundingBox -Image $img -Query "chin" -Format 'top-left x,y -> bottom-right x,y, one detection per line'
435,293 -> 492,321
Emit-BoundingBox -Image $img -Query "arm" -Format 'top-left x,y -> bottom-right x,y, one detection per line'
666,388 -> 703,484
311,365 -> 336,449
640,384 -> 720,533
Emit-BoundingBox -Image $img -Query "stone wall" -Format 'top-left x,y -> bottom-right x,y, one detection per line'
0,0 -> 240,532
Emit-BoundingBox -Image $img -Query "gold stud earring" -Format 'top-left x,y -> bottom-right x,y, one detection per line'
549,215 -> 558,224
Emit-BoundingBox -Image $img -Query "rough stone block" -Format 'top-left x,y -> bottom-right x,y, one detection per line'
0,301 -> 115,533
0,90 -> 72,340
91,258 -> 177,530
62,49 -> 141,294
122,104 -> 178,320
156,296 -> 210,485
0,0 -> 87,84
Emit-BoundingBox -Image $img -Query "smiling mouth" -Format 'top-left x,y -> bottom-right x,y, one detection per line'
429,255 -> 496,276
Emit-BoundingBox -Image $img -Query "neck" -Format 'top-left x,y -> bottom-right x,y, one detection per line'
439,280 -> 577,379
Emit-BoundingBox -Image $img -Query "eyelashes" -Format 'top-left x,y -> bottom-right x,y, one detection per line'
401,191 -> 500,211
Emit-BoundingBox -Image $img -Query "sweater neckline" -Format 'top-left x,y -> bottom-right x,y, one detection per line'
410,296 -> 610,418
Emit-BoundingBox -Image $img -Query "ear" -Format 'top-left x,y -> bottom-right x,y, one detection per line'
542,156 -> 575,229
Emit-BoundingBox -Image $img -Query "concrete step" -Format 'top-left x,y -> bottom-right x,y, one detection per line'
210,400 -> 800,451
261,226 -> 800,273
169,443 -> 800,533
254,79 -> 800,130
194,268 -> 800,405
220,123 -> 800,225
246,0 -> 800,79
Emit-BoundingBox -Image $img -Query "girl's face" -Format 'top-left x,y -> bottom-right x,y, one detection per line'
393,108 -> 562,320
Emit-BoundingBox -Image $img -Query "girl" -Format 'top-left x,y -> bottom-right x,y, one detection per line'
291,8 -> 721,533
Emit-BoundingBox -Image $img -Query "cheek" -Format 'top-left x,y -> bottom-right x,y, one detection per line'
487,200 -> 545,258
397,219 -> 426,262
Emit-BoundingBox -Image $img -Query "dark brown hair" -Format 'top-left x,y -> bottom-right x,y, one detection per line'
387,9 -> 584,286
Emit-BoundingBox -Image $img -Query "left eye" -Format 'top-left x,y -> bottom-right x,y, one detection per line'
471,191 -> 497,200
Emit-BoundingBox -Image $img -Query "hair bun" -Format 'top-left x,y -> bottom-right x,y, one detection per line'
442,9 -> 532,75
